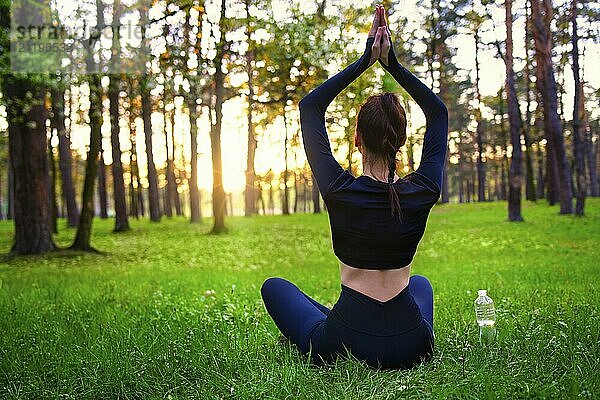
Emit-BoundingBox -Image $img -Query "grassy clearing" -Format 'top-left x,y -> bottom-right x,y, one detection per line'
1,200 -> 599,399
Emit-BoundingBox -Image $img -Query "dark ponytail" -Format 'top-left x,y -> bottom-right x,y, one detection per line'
356,93 -> 407,220
388,159 -> 403,221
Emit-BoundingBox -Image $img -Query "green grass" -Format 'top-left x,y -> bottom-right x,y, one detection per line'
1,200 -> 599,399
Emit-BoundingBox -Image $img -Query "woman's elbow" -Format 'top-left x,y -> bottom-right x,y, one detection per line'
436,98 -> 448,118
298,95 -> 314,111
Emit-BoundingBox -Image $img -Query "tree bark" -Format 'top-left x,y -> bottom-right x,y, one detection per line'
109,74 -> 130,231
188,98 -> 201,223
583,90 -> 598,197
4,75 -> 56,254
311,173 -> 321,213
474,27 -> 486,202
570,0 -> 586,215
97,150 -> 108,219
128,104 -> 139,219
505,0 -> 524,221
523,0 -> 537,201
163,107 -> 173,218
536,137 -> 545,199
209,0 -> 228,233
438,41 -> 451,204
141,76 -> 161,222
170,110 -> 183,215
71,72 -> 103,251
530,0 -> 573,214
52,87 -> 79,227
72,0 -> 105,251
498,94 -> 508,201
48,122 -> 58,233
7,163 -> 14,220
244,0 -> 257,217
0,173 -> 3,220
282,110 -> 290,215
107,1 -> 130,231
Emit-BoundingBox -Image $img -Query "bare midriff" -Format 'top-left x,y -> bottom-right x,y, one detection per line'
339,260 -> 411,302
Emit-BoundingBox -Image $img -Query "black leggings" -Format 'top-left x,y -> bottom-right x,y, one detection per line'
261,276 -> 434,370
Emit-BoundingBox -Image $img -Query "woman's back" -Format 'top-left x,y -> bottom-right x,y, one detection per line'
323,170 -> 440,271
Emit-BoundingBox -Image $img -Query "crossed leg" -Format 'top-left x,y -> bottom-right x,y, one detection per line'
261,275 -> 434,354
408,274 -> 434,328
260,277 -> 329,354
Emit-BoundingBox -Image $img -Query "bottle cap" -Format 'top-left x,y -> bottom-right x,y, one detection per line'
478,289 -> 487,296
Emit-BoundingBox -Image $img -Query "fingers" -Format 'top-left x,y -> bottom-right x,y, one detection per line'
370,26 -> 384,65
380,27 -> 390,66
382,28 -> 390,48
379,5 -> 392,41
374,26 -> 384,45
368,5 -> 381,37
379,5 -> 388,28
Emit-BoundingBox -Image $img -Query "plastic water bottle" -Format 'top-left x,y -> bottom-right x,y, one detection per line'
474,289 -> 496,344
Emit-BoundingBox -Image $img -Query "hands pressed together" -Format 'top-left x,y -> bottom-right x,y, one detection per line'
368,4 -> 392,67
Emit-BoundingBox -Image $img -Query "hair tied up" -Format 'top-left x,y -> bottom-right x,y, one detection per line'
356,92 -> 407,221
388,158 -> 403,221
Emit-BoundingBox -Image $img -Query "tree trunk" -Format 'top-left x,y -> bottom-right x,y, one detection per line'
109,74 -> 130,231
407,138 -> 415,172
128,105 -> 139,219
4,75 -> 56,254
141,76 -> 161,222
282,110 -> 290,215
530,0 -> 573,214
293,172 -> 299,214
48,122 -> 58,233
268,180 -> 274,214
0,173 -> 3,220
97,150 -> 108,219
303,173 -> 308,212
536,137 -> 545,199
258,183 -> 266,215
163,108 -> 173,218
474,28 -> 486,202
583,90 -> 598,197
244,0 -> 257,217
458,143 -> 465,203
311,173 -> 321,213
52,87 -> 79,227
72,0 -> 105,251
505,0 -> 524,221
523,133 -> 536,201
570,0 -> 586,216
210,0 -> 228,233
523,0 -> 537,201
71,71 -> 103,251
170,110 -> 183,215
498,94 -> 508,201
7,163 -> 14,220
188,98 -> 202,223
438,42 -> 451,204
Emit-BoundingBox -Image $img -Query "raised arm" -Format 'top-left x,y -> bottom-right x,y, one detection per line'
299,36 -> 376,197
378,16 -> 448,192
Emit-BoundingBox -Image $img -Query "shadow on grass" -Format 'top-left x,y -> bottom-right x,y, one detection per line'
1,246 -> 109,264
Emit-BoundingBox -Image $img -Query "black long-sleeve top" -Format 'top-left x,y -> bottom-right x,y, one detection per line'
298,36 -> 448,269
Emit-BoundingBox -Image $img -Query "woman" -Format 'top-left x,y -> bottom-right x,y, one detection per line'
261,5 -> 448,370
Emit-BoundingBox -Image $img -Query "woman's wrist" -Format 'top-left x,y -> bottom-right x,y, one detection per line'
365,36 -> 376,66
381,41 -> 399,69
